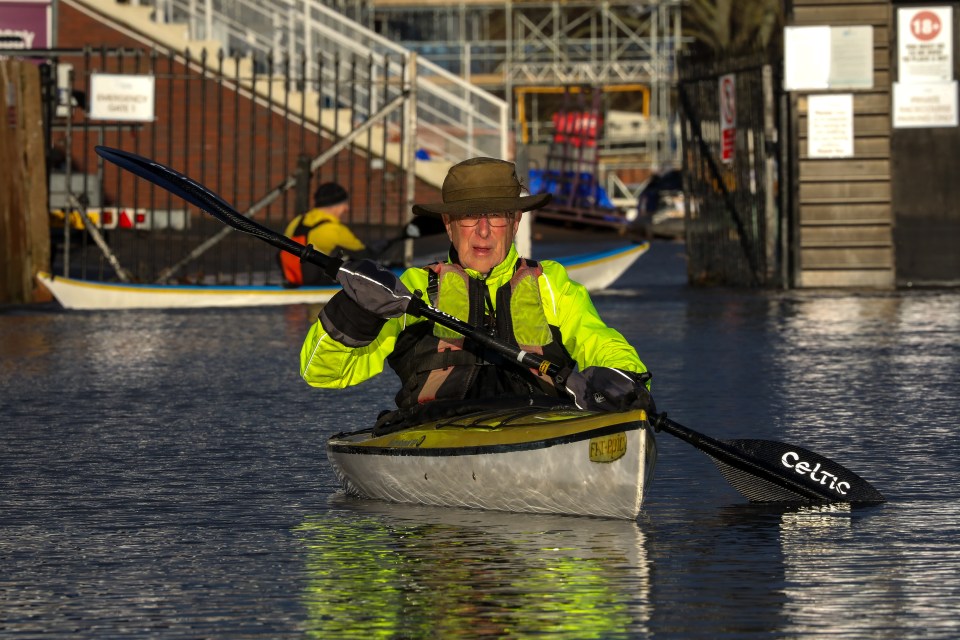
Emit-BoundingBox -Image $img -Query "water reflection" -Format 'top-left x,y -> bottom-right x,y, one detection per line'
296,498 -> 651,638
771,291 -> 960,496
3,254 -> 960,638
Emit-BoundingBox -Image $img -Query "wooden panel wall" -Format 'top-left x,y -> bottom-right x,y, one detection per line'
790,0 -> 895,288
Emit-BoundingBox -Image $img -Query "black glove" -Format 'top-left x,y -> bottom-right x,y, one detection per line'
319,260 -> 415,348
337,259 -> 414,319
564,367 -> 655,414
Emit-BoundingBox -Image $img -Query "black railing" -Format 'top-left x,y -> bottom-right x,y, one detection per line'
7,45 -> 413,285
677,52 -> 784,287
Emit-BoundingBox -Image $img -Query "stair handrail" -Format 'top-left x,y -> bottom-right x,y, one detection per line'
149,0 -> 508,164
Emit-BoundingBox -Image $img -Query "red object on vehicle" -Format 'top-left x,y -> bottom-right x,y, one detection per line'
552,111 -> 601,147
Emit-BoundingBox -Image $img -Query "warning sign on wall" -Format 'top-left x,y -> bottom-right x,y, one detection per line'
893,81 -> 958,128
719,73 -> 736,164
808,94 -> 854,158
898,7 -> 953,84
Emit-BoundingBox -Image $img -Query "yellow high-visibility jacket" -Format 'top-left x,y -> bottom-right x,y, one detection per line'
300,244 -> 646,389
284,208 -> 365,257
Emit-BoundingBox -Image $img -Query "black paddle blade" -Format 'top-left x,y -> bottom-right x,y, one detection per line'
711,439 -> 885,504
94,145 -> 335,270
95,145 -> 238,224
652,414 -> 884,505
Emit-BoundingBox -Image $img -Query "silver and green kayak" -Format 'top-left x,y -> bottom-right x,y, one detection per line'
326,405 -> 657,519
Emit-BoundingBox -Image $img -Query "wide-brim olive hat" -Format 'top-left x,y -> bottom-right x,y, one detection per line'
412,157 -> 551,217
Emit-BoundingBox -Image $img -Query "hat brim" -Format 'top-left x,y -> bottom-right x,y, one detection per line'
412,193 -> 551,218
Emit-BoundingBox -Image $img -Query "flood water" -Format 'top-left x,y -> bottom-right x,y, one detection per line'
2,239 -> 959,638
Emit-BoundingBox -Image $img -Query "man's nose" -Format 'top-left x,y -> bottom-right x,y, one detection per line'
475,217 -> 492,237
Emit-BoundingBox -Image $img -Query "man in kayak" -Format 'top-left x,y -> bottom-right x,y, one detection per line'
300,157 -> 653,427
280,182 -> 366,286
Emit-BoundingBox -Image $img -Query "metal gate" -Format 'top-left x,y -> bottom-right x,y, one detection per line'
10,45 -> 416,285
677,53 -> 784,287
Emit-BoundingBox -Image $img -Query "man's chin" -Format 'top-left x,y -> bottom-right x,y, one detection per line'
463,257 -> 495,274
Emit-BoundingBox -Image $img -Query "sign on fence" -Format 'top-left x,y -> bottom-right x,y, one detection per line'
89,74 -> 156,122
719,73 -> 736,164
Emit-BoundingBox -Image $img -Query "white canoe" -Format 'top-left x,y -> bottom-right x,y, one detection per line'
327,405 -> 657,520
36,242 -> 648,310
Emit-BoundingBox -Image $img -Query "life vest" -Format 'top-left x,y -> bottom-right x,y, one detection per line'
280,217 -> 328,286
386,258 -> 575,408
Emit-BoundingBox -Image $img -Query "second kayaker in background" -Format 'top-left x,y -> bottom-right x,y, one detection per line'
280,182 -> 366,287
299,157 -> 654,430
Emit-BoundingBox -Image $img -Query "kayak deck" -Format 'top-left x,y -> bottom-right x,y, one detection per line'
327,406 -> 657,519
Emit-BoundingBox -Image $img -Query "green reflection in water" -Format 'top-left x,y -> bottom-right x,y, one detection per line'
295,502 -> 650,638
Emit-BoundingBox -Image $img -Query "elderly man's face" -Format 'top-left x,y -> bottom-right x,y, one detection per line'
443,212 -> 522,275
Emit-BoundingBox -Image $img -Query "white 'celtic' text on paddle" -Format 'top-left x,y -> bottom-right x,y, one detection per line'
781,451 -> 851,496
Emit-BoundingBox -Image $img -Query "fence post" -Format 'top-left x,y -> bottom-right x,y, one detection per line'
762,64 -> 779,286
294,153 -> 311,217
403,53 -> 418,266
0,59 -> 49,305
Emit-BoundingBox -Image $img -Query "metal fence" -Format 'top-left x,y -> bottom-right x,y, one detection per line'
677,53 -> 784,287
11,45 -> 417,285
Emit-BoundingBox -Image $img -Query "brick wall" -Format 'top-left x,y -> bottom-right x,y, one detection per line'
55,0 -> 437,229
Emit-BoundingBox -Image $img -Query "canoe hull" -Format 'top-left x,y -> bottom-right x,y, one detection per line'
35,273 -> 337,309
36,242 -> 648,310
327,407 -> 657,520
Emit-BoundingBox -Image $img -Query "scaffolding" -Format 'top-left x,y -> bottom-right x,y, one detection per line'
368,0 -> 683,178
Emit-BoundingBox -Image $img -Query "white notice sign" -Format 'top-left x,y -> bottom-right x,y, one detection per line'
898,7 -> 953,83
829,26 -> 874,89
893,81 -> 959,128
784,26 -> 874,90
89,73 -> 156,122
808,94 -> 854,158
785,26 -> 831,89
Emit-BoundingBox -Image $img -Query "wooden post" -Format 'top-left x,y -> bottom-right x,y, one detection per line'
0,59 -> 49,305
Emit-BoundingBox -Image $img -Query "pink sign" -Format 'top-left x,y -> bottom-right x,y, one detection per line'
0,0 -> 52,49
719,73 -> 736,164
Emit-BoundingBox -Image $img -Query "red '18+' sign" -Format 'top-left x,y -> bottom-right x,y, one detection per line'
910,11 -> 942,41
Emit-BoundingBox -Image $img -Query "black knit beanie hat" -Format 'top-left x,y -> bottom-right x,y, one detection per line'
313,182 -> 349,208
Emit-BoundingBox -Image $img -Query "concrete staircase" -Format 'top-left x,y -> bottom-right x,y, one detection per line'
67,0 -> 508,188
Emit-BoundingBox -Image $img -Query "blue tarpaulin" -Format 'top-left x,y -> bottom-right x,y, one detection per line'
528,169 -> 614,209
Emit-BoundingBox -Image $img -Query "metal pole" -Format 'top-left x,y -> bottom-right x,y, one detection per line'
762,64 -> 778,287
205,0 -> 213,41
403,52 -> 418,266
63,75 -> 71,278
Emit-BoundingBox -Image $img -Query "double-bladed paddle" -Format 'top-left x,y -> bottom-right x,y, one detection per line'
94,145 -> 885,506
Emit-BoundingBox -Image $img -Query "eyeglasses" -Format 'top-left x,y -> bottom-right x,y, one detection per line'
455,213 -> 515,228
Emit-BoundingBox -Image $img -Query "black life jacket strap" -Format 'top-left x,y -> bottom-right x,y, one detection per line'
292,217 -> 330,239
414,348 -> 484,374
